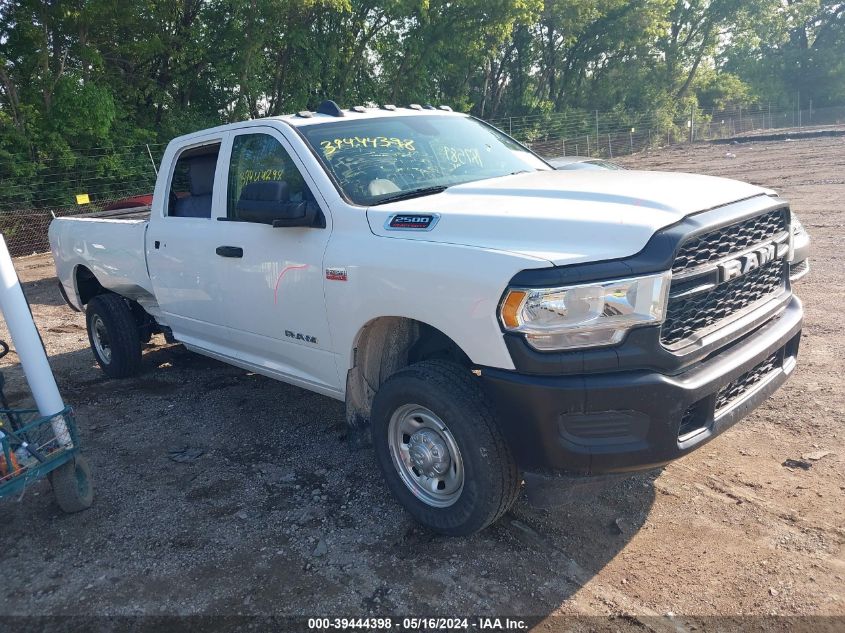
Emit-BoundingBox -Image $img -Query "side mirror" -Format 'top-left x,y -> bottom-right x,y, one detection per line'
236,181 -> 324,228
269,200 -> 322,228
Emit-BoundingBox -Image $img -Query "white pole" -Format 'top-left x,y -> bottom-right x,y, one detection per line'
0,234 -> 71,447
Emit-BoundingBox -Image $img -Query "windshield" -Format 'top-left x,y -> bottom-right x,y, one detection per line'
300,115 -> 550,205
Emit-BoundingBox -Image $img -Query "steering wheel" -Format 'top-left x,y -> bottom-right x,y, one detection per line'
450,162 -> 477,177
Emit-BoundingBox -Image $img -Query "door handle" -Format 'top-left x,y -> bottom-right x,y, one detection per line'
216,246 -> 243,258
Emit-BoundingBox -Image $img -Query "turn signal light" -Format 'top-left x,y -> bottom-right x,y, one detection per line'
501,290 -> 527,329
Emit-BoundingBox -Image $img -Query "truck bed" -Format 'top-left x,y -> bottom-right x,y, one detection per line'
48,206 -> 156,312
74,205 -> 152,221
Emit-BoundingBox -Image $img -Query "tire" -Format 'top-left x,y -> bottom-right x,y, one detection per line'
85,294 -> 142,378
49,455 -> 94,513
371,360 -> 521,536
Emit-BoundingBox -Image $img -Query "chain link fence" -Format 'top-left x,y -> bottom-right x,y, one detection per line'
1,104 -> 844,257
0,144 -> 164,257
489,103 -> 845,159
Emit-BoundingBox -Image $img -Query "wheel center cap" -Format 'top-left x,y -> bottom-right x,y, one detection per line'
408,428 -> 450,477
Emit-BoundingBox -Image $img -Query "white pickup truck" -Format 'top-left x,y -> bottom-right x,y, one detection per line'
49,101 -> 803,535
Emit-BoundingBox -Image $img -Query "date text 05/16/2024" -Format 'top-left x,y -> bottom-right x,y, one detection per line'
307,617 -> 528,631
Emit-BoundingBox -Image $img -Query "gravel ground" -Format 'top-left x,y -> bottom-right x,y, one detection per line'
0,132 -> 843,624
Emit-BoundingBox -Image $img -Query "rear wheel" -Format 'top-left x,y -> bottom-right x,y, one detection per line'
85,294 -> 142,378
371,360 -> 521,536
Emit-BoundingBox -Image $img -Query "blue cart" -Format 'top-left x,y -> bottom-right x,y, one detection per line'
0,340 -> 93,512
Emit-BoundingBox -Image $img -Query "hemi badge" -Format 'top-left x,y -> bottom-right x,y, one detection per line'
386,213 -> 440,231
325,267 -> 347,281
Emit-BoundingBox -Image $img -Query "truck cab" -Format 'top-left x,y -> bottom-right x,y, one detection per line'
49,102 -> 803,535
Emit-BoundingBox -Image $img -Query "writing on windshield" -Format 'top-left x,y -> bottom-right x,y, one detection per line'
320,137 -> 417,157
301,115 -> 548,205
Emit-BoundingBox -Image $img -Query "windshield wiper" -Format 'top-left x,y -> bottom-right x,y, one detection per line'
371,185 -> 448,206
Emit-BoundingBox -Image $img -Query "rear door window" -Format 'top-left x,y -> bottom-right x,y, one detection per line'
168,143 -> 221,218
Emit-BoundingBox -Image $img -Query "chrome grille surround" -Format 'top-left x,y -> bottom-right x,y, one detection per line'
662,206 -> 791,351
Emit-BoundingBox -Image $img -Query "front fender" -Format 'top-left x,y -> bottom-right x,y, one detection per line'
325,234 -> 553,374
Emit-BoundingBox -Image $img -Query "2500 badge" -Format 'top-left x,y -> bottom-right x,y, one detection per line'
386,213 -> 440,231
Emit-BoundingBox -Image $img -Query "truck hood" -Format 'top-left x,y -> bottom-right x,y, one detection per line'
366,170 -> 767,266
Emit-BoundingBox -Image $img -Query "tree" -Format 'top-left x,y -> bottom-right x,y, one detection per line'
1,0 -> 842,216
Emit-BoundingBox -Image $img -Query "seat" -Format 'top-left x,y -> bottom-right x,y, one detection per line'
172,155 -> 217,218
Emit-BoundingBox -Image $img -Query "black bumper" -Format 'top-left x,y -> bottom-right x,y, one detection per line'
480,296 -> 803,475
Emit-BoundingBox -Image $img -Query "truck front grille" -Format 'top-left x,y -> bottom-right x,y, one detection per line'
661,207 -> 789,349
715,352 -> 781,413
672,209 -> 787,275
662,260 -> 785,346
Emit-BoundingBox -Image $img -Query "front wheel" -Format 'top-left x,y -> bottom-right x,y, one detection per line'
371,360 -> 521,536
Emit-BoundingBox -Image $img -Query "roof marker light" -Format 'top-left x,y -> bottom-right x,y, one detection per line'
316,100 -> 345,117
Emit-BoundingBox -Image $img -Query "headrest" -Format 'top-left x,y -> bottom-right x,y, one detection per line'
240,180 -> 290,203
189,155 -> 217,196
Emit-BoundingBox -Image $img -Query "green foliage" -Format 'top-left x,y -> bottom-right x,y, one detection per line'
722,1 -> 845,107
1,0 -> 843,213
693,69 -> 755,110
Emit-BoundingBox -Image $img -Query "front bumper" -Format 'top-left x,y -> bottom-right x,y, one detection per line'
480,296 -> 803,474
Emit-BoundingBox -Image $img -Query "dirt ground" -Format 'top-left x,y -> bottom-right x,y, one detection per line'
0,132 -> 843,626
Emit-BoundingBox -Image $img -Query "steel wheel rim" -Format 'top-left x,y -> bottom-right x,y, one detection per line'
91,315 -> 112,364
388,404 -> 464,508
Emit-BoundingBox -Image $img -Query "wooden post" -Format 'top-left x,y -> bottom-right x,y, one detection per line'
595,110 -> 599,153
689,105 -> 695,144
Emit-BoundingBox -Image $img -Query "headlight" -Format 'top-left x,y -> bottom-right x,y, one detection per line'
500,272 -> 671,351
